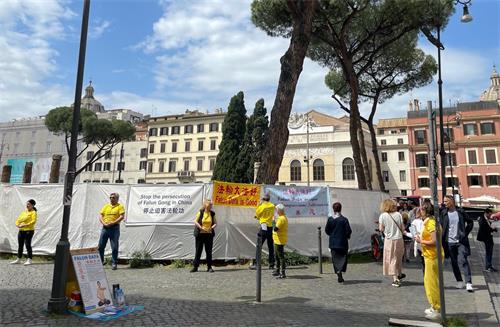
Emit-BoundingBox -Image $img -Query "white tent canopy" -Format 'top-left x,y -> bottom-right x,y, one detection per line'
465,195 -> 500,205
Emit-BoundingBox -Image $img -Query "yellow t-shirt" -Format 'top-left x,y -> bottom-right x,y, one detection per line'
15,210 -> 37,231
195,211 -> 213,233
255,201 -> 275,227
272,214 -> 288,245
100,203 -> 125,224
422,217 -> 444,259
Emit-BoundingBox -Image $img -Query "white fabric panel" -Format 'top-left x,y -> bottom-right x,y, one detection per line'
0,184 -> 389,259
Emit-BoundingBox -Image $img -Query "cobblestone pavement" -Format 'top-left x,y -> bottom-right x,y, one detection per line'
1,237 -> 499,326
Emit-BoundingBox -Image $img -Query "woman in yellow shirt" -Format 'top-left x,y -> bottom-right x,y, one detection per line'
272,204 -> 288,279
415,202 -> 444,321
11,199 -> 37,265
191,200 -> 217,273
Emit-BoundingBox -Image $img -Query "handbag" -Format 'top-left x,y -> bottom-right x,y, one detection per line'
388,213 -> 405,236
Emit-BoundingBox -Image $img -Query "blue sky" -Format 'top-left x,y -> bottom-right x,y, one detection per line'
0,0 -> 499,122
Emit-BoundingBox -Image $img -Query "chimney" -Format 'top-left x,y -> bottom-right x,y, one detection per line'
408,100 -> 413,112
414,99 -> 420,111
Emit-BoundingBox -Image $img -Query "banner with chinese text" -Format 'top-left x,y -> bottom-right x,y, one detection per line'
126,185 -> 204,225
212,181 -> 261,208
263,185 -> 329,217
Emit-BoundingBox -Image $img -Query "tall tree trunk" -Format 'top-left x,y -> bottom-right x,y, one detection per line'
368,121 -> 386,192
256,0 -> 317,184
357,122 -> 372,190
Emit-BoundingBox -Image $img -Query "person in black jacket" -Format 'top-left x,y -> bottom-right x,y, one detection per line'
440,195 -> 474,292
325,202 -> 352,283
191,200 -> 217,273
477,208 -> 497,272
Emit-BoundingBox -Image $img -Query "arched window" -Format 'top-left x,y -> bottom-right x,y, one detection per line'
290,160 -> 301,181
342,158 -> 355,181
313,159 -> 325,181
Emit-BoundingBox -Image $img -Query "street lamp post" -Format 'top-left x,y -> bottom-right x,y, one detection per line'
47,0 -> 91,314
422,1 -> 472,323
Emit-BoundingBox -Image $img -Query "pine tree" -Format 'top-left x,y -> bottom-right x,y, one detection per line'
212,91 -> 247,182
234,114 -> 255,183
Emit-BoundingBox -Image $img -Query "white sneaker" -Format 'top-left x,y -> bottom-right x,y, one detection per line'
424,307 -> 434,315
466,283 -> 474,292
425,310 -> 441,320
24,258 -> 32,265
10,258 -> 21,264
456,281 -> 464,289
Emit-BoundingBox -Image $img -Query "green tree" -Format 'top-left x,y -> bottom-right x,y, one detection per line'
45,106 -> 136,176
252,0 -> 453,188
234,98 -> 270,183
326,34 -> 437,191
213,92 -> 248,182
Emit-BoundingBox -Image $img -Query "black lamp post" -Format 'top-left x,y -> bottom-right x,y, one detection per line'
421,1 -> 472,323
47,0 -> 91,314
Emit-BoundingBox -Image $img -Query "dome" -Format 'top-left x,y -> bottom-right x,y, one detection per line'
480,65 -> 500,102
79,81 -> 105,113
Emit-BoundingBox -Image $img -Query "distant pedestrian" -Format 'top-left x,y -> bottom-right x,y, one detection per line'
191,200 -> 217,273
325,202 -> 352,283
11,199 -> 37,265
250,193 -> 275,270
402,212 -> 412,263
441,195 -> 474,292
272,204 -> 288,279
411,207 -> 425,274
415,201 -> 444,321
98,192 -> 125,270
379,199 -> 406,287
477,208 -> 497,272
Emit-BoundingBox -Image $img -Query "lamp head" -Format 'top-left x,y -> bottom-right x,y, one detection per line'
460,4 -> 473,23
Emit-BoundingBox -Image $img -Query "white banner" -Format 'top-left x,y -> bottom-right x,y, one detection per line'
125,184 -> 204,225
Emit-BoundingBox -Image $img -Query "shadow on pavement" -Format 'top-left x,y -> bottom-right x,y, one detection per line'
286,275 -> 321,280
341,279 -> 382,285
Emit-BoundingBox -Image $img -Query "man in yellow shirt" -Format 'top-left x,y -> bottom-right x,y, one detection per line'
98,192 -> 125,270
272,204 -> 288,278
250,193 -> 275,270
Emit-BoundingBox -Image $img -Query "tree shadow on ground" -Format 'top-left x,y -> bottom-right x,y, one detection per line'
286,275 -> 321,280
341,279 -> 382,285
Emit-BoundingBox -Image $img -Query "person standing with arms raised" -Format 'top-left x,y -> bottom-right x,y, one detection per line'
98,192 -> 125,270
250,193 -> 275,270
11,199 -> 38,265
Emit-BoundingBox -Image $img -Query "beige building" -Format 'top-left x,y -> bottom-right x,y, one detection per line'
376,117 -> 411,196
277,110 -> 378,189
145,110 -> 226,184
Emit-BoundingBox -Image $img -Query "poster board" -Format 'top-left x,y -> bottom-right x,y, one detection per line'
70,247 -> 113,314
212,181 -> 261,207
263,185 -> 330,217
126,184 -> 204,225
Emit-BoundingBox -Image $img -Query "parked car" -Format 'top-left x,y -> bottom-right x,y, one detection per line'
492,212 -> 500,221
462,206 -> 489,220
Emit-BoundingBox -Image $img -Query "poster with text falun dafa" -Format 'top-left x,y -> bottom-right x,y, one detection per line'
212,181 -> 261,208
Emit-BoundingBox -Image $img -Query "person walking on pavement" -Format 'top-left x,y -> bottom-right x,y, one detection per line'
415,202 -> 444,321
272,203 -> 288,279
98,192 -> 125,270
250,193 -> 275,270
379,199 -> 406,287
191,200 -> 217,273
441,195 -> 474,292
411,206 -> 425,275
325,202 -> 352,283
477,208 -> 497,272
11,199 -> 37,265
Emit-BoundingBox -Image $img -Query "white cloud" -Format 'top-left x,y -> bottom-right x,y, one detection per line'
89,19 -> 111,39
0,0 -> 75,121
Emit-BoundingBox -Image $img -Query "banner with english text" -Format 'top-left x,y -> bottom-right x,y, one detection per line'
263,185 -> 330,218
212,181 -> 261,208
125,184 -> 204,225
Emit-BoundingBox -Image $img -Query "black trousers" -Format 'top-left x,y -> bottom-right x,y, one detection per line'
193,233 -> 214,268
483,238 -> 494,269
256,228 -> 274,267
448,243 -> 472,283
17,230 -> 34,259
274,244 -> 285,273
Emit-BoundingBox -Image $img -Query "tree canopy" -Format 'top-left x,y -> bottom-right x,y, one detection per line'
45,106 -> 136,176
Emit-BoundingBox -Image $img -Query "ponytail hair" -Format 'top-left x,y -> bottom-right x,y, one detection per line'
28,199 -> 37,212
